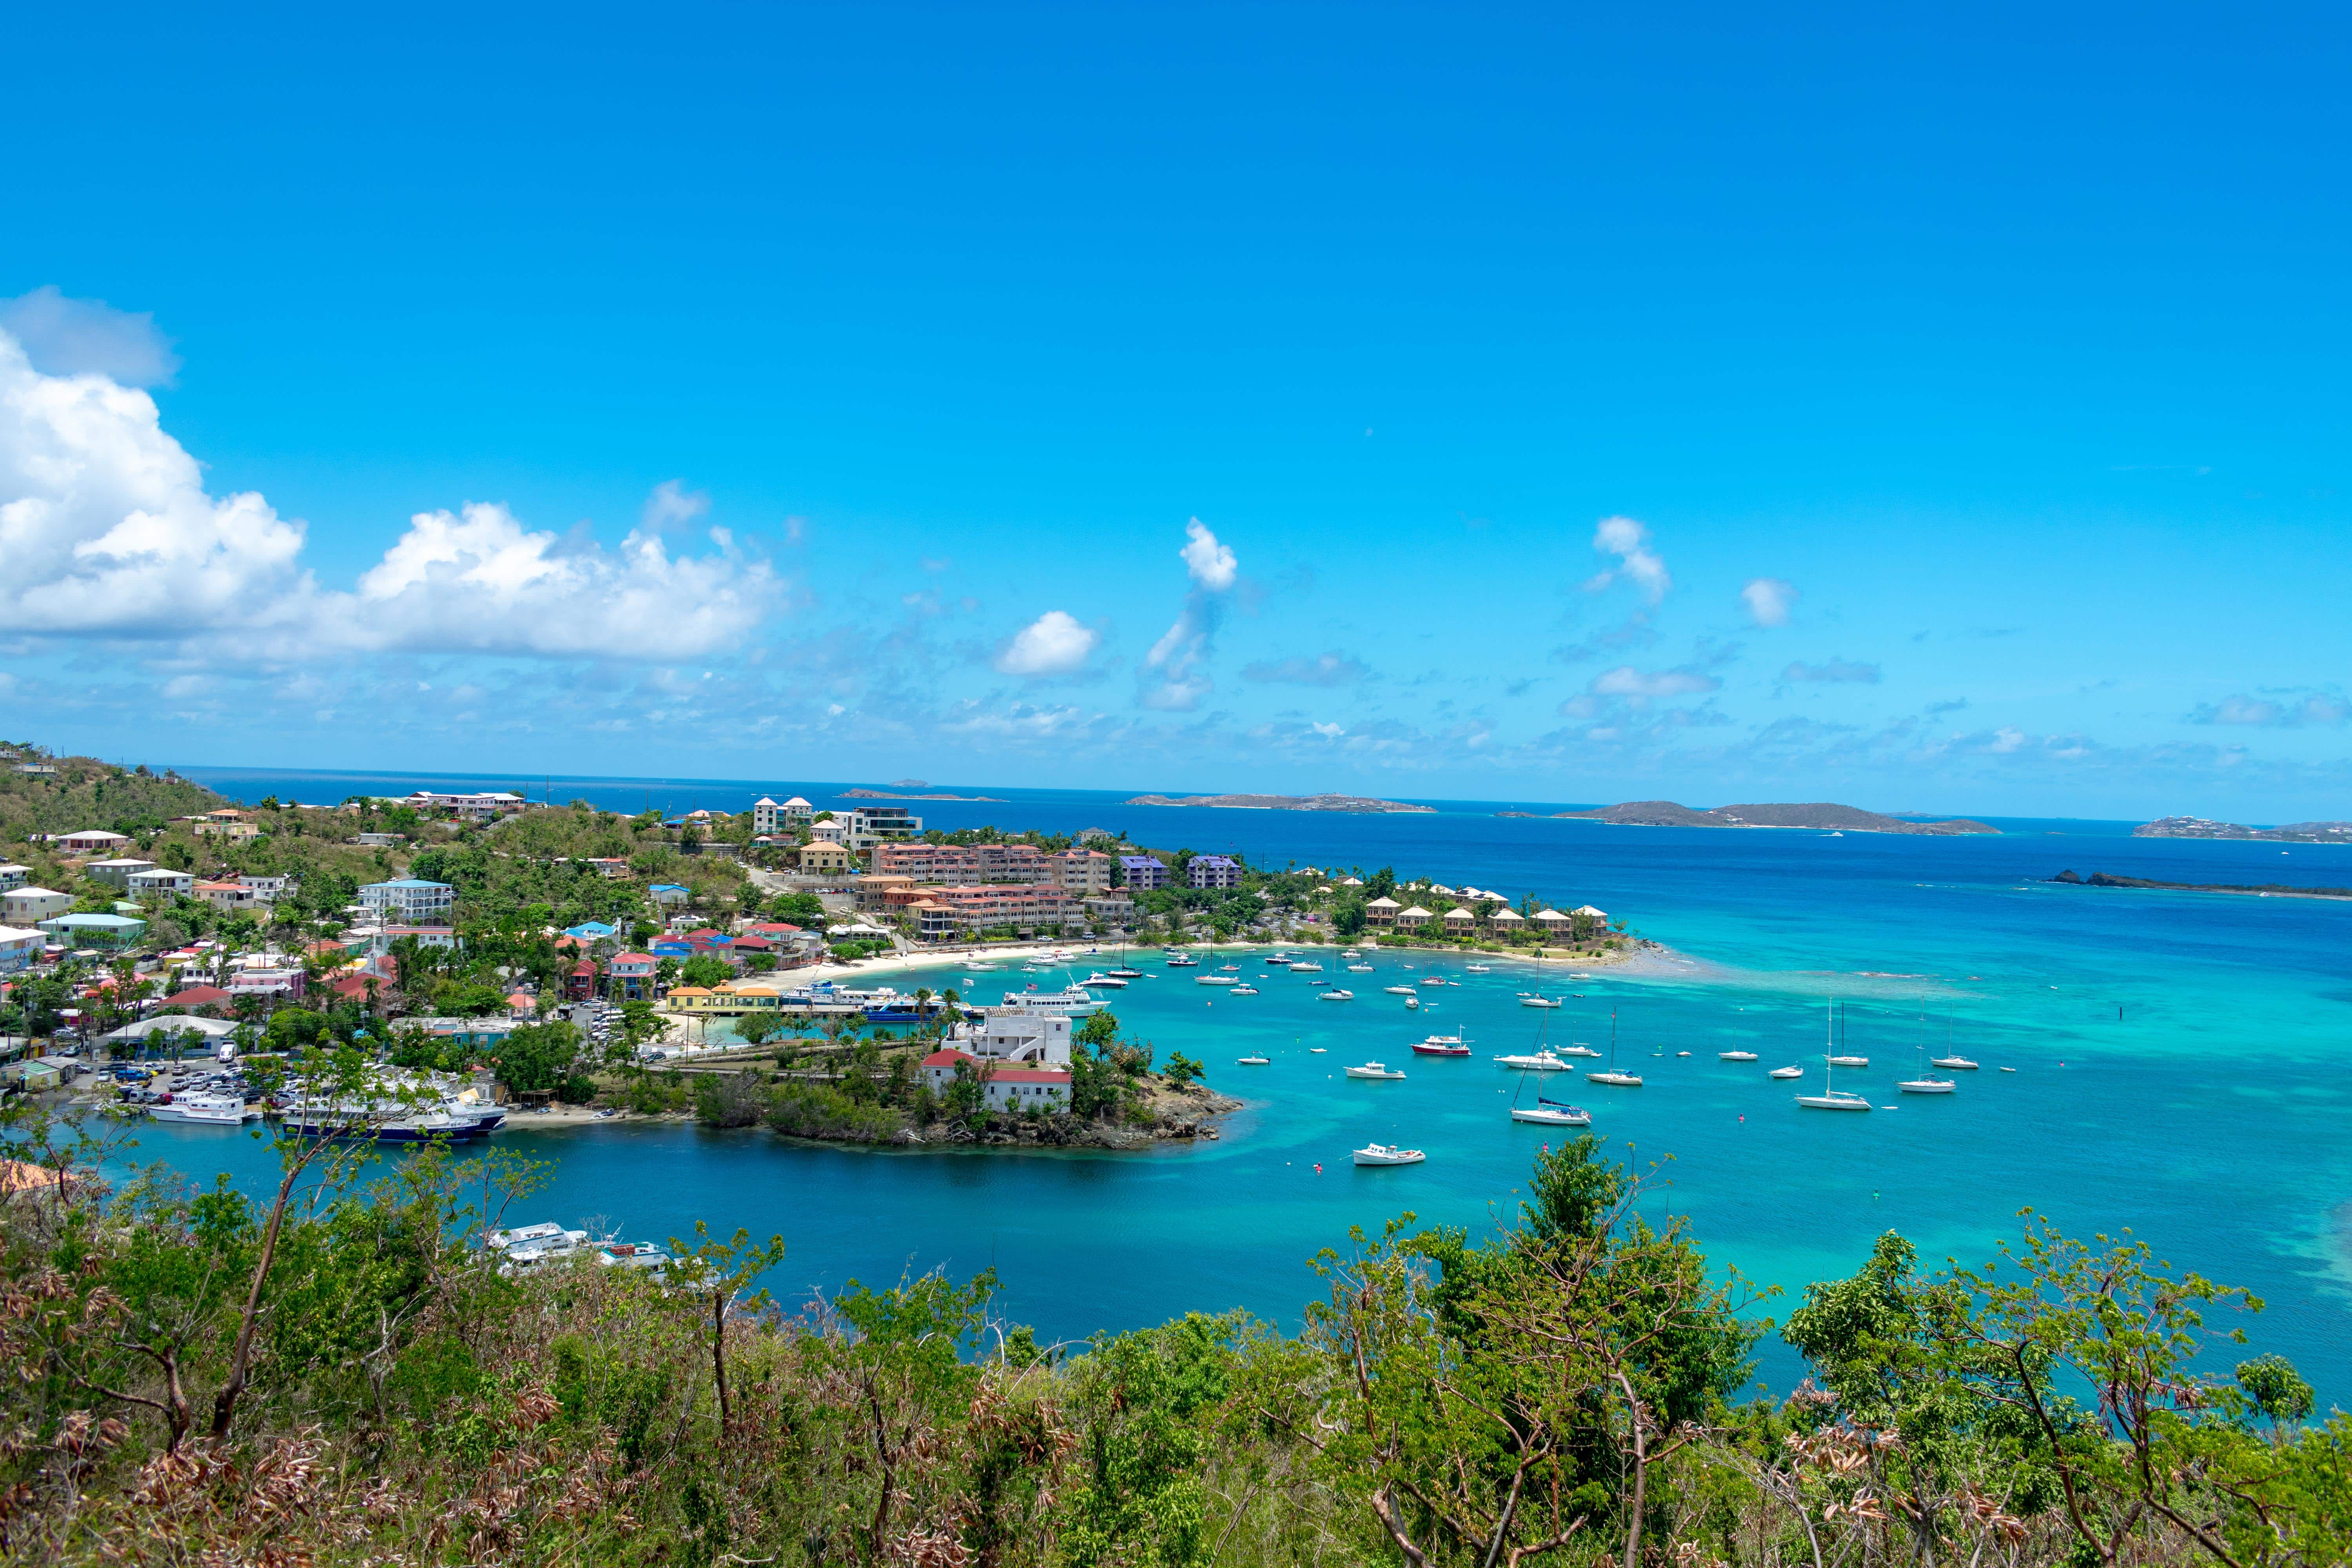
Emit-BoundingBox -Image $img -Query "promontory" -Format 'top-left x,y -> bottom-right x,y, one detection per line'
1123,792 -> 1436,813
1553,800 -> 1997,834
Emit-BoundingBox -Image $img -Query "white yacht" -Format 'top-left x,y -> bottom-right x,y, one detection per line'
1510,1098 -> 1592,1127
1465,963 -> 1492,974
1289,961 -> 1324,973
1346,962 -> 1374,973
1828,1054 -> 1869,1068
1344,1061 -> 1406,1080
1197,973 -> 1239,986
1932,1054 -> 1981,1070
1719,1050 -> 1760,1062
1319,988 -> 1354,1002
1383,984 -> 1418,995
1493,1049 -> 1570,1071
1404,996 -> 1421,1010
1082,972 -> 1129,989
1898,1076 -> 1956,1094
1769,1065 -> 1804,1080
148,1091 -> 253,1126
1586,1011 -> 1642,1086
1520,995 -> 1563,1009
1236,1053 -> 1271,1066
998,987 -> 1102,1014
1797,1001 -> 1873,1110
1353,1143 -> 1425,1167
1230,984 -> 1259,995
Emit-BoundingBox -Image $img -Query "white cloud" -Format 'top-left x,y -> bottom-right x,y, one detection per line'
1179,517 -> 1238,590
640,479 -> 710,532
0,286 -> 180,386
1741,577 -> 1798,627
1583,515 -> 1670,604
1590,665 -> 1720,700
994,610 -> 1099,675
1781,657 -> 1880,684
0,324 -> 779,661
2189,692 -> 2352,728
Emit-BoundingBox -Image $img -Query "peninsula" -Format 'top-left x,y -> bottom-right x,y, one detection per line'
2050,869 -> 2352,900
1554,800 -> 1998,834
2132,816 -> 2352,844
1124,792 -> 1436,813
839,787 -> 1007,802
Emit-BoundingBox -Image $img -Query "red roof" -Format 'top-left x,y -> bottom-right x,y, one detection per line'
731,934 -> 773,951
569,959 -> 596,975
922,1049 -> 974,1068
161,985 -> 231,1009
329,974 -> 377,998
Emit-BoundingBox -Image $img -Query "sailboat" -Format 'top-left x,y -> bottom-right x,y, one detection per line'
1510,1071 -> 1592,1126
1796,1000 -> 1872,1110
1898,1005 -> 1957,1094
1719,1005 -> 1759,1060
1825,998 -> 1868,1067
1587,1010 -> 1642,1087
1931,1012 -> 1980,1070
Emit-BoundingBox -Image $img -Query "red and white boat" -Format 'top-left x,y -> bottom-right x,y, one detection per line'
1409,1035 -> 1471,1057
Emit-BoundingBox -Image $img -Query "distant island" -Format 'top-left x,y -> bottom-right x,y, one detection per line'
2133,816 -> 2352,844
1553,800 -> 1998,835
2052,869 -> 2352,900
1124,792 -> 1436,814
839,787 -> 1007,802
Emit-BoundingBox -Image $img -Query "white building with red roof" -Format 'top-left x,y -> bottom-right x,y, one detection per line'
921,1048 -> 1073,1111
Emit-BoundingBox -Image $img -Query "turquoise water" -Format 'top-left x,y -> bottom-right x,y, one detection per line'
148,773 -> 2352,1396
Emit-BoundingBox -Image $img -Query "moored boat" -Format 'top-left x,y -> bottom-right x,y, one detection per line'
1344,1061 -> 1406,1080
1353,1143 -> 1425,1167
1410,1035 -> 1470,1056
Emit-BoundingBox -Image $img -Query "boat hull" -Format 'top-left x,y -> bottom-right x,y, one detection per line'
1795,1095 -> 1872,1111
1510,1107 -> 1591,1126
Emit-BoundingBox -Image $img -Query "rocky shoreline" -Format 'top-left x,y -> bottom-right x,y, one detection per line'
892,1083 -> 1245,1149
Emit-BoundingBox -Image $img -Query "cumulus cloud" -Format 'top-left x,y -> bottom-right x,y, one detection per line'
1781,657 -> 1880,684
1142,518 -> 1241,710
1583,515 -> 1670,603
2187,692 -> 2352,728
0,323 -> 778,660
0,286 -> 180,386
994,610 -> 1099,675
1241,651 -> 1367,686
1741,577 -> 1798,627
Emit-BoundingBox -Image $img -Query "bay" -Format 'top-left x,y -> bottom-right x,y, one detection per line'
153,767 -> 2352,1397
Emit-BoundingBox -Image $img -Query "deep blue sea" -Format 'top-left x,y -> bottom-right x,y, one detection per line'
152,767 -> 2352,1399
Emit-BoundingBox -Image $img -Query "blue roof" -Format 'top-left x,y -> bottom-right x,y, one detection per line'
41,912 -> 145,929
1119,856 -> 1161,868
564,921 -> 617,938
648,882 -> 689,892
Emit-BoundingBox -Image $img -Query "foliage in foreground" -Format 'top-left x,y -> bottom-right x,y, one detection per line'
2,1102 -> 2345,1568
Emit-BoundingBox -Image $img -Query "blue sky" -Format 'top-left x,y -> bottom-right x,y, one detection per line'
5,3 -> 2348,818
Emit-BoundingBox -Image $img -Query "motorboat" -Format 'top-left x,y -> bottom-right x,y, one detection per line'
148,1091 -> 255,1125
1000,987 -> 1102,1014
1510,1098 -> 1592,1127
1493,1049 -> 1570,1071
1345,1062 -> 1406,1080
1265,953 -> 1293,965
1197,974 -> 1238,986
1289,961 -> 1324,973
1308,1046 -> 1326,1053
1347,963 -> 1374,973
1586,1069 -> 1643,1086
1236,1054 -> 1271,1066
1104,967 -> 1143,979
1319,988 -> 1354,1002
1404,996 -> 1420,1009
1220,962 -> 1241,971
1166,955 -> 1199,967
1769,1065 -> 1804,1080
1082,972 -> 1130,989
1383,984 -> 1418,995
1341,949 -> 1360,960
1932,1055 -> 1980,1070
1561,1042 -> 1601,1058
1230,984 -> 1259,995
1465,963 -> 1492,974
597,1242 -> 670,1273
1520,996 -> 1563,1009
1719,1050 -> 1759,1062
1353,1143 -> 1425,1167
1410,1035 -> 1470,1056
1420,976 -> 1449,987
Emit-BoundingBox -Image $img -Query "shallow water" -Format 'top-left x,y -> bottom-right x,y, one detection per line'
150,774 -> 2352,1396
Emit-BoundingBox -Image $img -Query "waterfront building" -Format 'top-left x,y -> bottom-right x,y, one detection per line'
751,797 -> 784,835
37,912 -> 147,950
919,1048 -> 1073,1111
1394,905 -> 1434,930
396,790 -> 527,822
846,806 -> 923,848
360,878 -> 457,920
1533,908 -> 1573,934
871,842 -> 1051,884
959,1011 -> 1072,1064
1,888 -> 72,925
1187,855 -> 1243,890
1489,907 -> 1526,937
85,857 -> 158,887
1120,855 -> 1168,890
1575,904 -> 1611,926
1363,896 -> 1401,927
1050,848 -> 1115,895
809,820 -> 849,845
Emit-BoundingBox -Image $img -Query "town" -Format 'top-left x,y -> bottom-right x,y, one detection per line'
0,746 -> 1628,1143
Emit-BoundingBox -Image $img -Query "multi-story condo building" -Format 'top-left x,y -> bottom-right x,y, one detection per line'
870,842 -> 1051,884
1187,855 -> 1243,890
1119,855 -> 1168,890
359,878 -> 457,920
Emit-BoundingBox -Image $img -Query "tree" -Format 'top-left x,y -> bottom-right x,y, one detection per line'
733,1011 -> 784,1049
489,1020 -> 584,1095
680,952 -> 734,989
1161,1051 -> 1204,1088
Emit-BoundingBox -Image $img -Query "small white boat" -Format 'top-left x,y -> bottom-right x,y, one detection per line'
1933,1055 -> 1980,1070
1465,963 -> 1492,973
1898,1078 -> 1956,1094
1493,1049 -> 1571,1071
1265,953 -> 1293,965
1411,1035 -> 1470,1056
1346,963 -> 1374,973
1420,976 -> 1450,987
1230,984 -> 1259,995
1345,1062 -> 1406,1080
1797,1090 -> 1873,1111
1798,1001 -> 1871,1108
1719,1050 -> 1759,1062
1166,955 -> 1199,967
1289,961 -> 1324,973
1828,1055 -> 1869,1068
1083,972 -> 1129,989
1319,988 -> 1354,1002
1105,967 -> 1143,979
1236,1054 -> 1270,1066
1520,996 -> 1562,1009
1308,1046 -> 1327,1053
1384,984 -> 1417,995
1341,949 -> 1360,959
148,1091 -> 255,1125
1197,974 -> 1238,986
1353,1143 -> 1425,1167
1769,1065 -> 1804,1080
1999,1066 -> 2018,1073
1404,996 -> 1421,1010
1562,1041 -> 1601,1058
1511,1098 -> 1592,1127
1586,1070 -> 1643,1086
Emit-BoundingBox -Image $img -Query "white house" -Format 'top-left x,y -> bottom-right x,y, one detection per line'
1,888 -> 72,925
54,829 -> 131,855
239,874 -> 292,902
0,864 -> 29,892
359,879 -> 457,920
809,819 -> 849,846
920,1048 -> 1073,1111
958,1011 -> 1073,1064
751,797 -> 784,835
127,868 -> 196,897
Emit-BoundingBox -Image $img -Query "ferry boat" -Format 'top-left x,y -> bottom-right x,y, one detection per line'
998,986 -> 1102,1014
1410,1036 -> 1470,1056
1353,1143 -> 1425,1166
1344,1061 -> 1406,1080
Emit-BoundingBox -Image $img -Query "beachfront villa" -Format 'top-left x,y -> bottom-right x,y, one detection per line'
1394,904 -> 1434,930
1441,906 -> 1477,936
1364,896 -> 1401,926
1490,907 -> 1526,935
